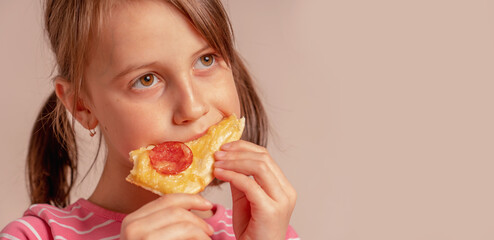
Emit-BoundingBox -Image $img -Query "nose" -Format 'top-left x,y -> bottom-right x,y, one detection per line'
172,75 -> 209,125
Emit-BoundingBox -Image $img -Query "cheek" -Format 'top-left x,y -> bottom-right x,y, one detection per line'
228,83 -> 242,117
101,112 -> 145,149
213,71 -> 242,116
91,95 -> 168,157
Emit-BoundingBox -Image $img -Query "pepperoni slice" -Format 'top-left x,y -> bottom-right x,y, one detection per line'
149,142 -> 193,175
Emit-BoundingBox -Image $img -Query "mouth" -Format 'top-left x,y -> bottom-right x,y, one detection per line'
183,128 -> 209,143
183,117 -> 225,143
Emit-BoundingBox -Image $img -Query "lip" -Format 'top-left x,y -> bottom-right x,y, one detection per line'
183,128 -> 209,143
183,117 -> 224,143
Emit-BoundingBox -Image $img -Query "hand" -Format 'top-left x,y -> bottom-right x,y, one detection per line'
214,140 -> 297,240
120,194 -> 214,240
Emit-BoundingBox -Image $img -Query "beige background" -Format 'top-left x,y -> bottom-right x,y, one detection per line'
2,0 -> 494,239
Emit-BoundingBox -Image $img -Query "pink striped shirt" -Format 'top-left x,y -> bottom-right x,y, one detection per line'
1,199 -> 299,240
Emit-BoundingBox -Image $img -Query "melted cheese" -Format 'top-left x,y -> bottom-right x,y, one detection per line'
126,115 -> 245,194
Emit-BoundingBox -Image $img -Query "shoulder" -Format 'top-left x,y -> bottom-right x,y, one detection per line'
0,201 -> 79,239
1,215 -> 52,240
1,199 -> 123,240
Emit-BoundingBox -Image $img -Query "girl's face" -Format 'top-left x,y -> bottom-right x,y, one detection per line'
83,0 -> 241,165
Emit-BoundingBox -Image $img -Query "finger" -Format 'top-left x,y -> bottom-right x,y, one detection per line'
214,167 -> 272,207
129,207 -> 214,236
215,149 -> 288,191
220,140 -> 287,181
214,158 -> 285,200
221,140 -> 265,153
126,194 -> 212,222
219,142 -> 294,196
146,222 -> 212,240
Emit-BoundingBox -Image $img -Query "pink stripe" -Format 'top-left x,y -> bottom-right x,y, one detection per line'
213,229 -> 236,239
38,208 -> 94,221
0,233 -> 21,240
15,219 -> 41,240
48,219 -> 115,234
2,200 -> 297,240
30,204 -> 81,215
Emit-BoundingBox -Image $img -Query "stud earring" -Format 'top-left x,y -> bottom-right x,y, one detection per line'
89,128 -> 96,137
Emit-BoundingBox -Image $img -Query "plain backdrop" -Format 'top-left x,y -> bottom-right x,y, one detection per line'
2,0 -> 494,239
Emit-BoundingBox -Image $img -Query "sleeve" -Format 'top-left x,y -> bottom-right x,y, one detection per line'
0,216 -> 52,240
285,224 -> 300,240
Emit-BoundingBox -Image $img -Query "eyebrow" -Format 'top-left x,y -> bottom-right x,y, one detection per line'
113,61 -> 158,80
113,45 -> 213,80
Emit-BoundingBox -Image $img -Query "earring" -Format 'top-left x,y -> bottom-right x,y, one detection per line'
89,128 -> 96,137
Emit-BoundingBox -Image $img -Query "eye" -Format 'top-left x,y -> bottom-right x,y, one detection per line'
194,54 -> 215,69
132,73 -> 159,89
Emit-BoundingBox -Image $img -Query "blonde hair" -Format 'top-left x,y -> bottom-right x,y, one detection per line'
28,0 -> 268,207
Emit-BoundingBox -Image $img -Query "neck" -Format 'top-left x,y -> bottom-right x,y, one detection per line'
88,150 -> 213,218
88,151 -> 160,214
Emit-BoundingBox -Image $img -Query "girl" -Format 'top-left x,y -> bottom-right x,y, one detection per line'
1,0 -> 297,239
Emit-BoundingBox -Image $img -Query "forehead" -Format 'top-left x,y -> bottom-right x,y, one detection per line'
87,0 -> 207,76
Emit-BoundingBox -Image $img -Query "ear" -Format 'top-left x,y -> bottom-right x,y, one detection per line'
54,77 -> 99,130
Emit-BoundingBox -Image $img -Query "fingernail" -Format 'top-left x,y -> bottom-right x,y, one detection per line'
214,161 -> 224,166
221,142 -> 231,150
208,224 -> 214,233
215,151 -> 226,158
